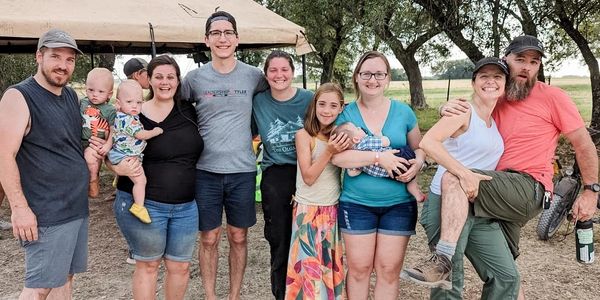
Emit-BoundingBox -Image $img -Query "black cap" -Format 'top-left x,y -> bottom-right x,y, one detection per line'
37,28 -> 82,54
123,58 -> 148,77
472,57 -> 509,79
205,11 -> 237,35
505,35 -> 545,57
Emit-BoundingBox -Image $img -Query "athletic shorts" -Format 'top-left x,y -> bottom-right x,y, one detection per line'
21,217 -> 88,288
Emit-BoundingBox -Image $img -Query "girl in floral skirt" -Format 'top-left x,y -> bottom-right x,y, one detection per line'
285,83 -> 350,299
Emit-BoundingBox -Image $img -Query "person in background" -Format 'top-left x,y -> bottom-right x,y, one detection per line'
251,50 -> 313,300
123,57 -> 150,89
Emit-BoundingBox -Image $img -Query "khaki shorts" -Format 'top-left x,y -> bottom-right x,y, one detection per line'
471,169 -> 544,258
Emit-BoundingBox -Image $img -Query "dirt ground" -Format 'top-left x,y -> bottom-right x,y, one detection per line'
1,165 -> 599,300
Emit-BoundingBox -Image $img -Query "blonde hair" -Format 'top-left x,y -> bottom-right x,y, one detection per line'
116,79 -> 143,101
86,67 -> 114,90
303,82 -> 344,137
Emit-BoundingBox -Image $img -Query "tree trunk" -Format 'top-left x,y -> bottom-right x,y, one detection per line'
319,52 -> 335,85
414,0 -> 484,63
398,54 -> 427,109
515,0 -> 545,82
554,0 -> 600,142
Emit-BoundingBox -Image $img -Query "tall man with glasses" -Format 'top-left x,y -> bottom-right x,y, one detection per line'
181,11 -> 267,300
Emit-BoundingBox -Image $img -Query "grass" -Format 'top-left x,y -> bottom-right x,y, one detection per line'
298,77 -> 593,131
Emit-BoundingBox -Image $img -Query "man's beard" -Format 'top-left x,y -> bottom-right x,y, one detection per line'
505,74 -> 536,101
41,67 -> 71,88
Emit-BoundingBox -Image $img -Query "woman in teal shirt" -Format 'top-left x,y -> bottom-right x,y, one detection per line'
251,50 -> 313,300
332,51 -> 425,299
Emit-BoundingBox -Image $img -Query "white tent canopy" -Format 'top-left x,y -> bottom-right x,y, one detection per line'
0,0 -> 311,55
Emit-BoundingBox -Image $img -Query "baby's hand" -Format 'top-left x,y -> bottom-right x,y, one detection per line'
153,127 -> 164,135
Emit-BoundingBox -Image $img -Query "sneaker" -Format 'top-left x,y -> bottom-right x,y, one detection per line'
126,251 -> 135,265
401,253 -> 452,290
0,219 -> 11,230
129,203 -> 151,224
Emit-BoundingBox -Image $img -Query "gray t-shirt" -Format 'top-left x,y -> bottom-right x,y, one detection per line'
181,61 -> 267,173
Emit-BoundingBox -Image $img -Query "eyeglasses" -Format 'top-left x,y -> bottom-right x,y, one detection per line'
207,30 -> 237,39
358,72 -> 388,80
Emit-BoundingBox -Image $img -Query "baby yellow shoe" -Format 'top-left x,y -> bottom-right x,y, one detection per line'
129,203 -> 151,224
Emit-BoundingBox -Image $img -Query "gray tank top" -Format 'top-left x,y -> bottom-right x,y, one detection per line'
12,77 -> 89,226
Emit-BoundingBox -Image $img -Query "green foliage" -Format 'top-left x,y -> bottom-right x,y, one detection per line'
0,54 -> 37,93
237,49 -> 268,68
0,53 -> 112,93
391,68 -> 408,81
432,59 -> 474,79
263,0 -> 362,85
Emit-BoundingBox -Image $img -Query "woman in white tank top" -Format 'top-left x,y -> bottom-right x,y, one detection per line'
401,57 -> 511,295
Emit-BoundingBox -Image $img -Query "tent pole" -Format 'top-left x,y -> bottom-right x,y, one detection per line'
302,55 -> 307,89
90,52 -> 95,68
149,23 -> 156,58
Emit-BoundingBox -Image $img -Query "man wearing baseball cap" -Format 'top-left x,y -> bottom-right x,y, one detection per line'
403,35 -> 598,299
123,57 -> 150,89
0,28 -> 89,299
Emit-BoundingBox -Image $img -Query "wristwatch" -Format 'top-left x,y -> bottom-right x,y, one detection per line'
583,183 -> 600,192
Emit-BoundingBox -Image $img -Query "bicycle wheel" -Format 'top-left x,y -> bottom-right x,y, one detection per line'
536,177 -> 580,240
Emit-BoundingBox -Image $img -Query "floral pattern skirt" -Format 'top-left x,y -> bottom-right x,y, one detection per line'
285,202 -> 345,300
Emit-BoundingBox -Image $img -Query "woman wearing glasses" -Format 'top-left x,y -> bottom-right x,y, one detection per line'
332,51 -> 425,299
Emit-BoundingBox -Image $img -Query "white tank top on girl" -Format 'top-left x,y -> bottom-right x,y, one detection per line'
429,103 -> 504,195
294,137 -> 341,206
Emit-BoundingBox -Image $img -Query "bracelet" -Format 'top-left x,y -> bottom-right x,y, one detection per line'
374,152 -> 380,166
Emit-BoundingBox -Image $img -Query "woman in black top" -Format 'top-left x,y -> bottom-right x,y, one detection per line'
110,56 -> 203,299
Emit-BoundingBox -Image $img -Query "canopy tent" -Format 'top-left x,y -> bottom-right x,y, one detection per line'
0,0 -> 313,55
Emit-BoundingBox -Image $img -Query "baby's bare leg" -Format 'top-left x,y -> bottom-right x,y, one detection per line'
406,178 -> 425,202
129,170 -> 147,207
84,147 -> 101,181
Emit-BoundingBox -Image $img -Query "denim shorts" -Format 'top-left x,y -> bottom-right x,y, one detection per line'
195,169 -> 257,231
21,217 -> 88,288
113,190 -> 198,262
338,201 -> 417,236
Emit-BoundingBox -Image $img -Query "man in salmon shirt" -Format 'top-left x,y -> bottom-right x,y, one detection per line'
402,35 -> 599,298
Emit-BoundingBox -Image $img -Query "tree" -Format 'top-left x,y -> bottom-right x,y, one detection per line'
432,59 -> 474,79
390,68 -> 408,81
355,0 -> 442,109
549,0 -> 600,136
0,54 -> 36,93
263,0 -> 358,85
413,0 -> 485,63
0,53 -> 119,94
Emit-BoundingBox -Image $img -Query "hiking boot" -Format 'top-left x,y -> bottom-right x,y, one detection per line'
0,219 -> 12,230
401,253 -> 452,290
88,179 -> 100,198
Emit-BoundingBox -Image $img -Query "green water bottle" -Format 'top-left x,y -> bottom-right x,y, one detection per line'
575,220 -> 594,264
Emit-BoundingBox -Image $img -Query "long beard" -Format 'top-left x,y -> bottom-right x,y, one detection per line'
505,75 -> 536,102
